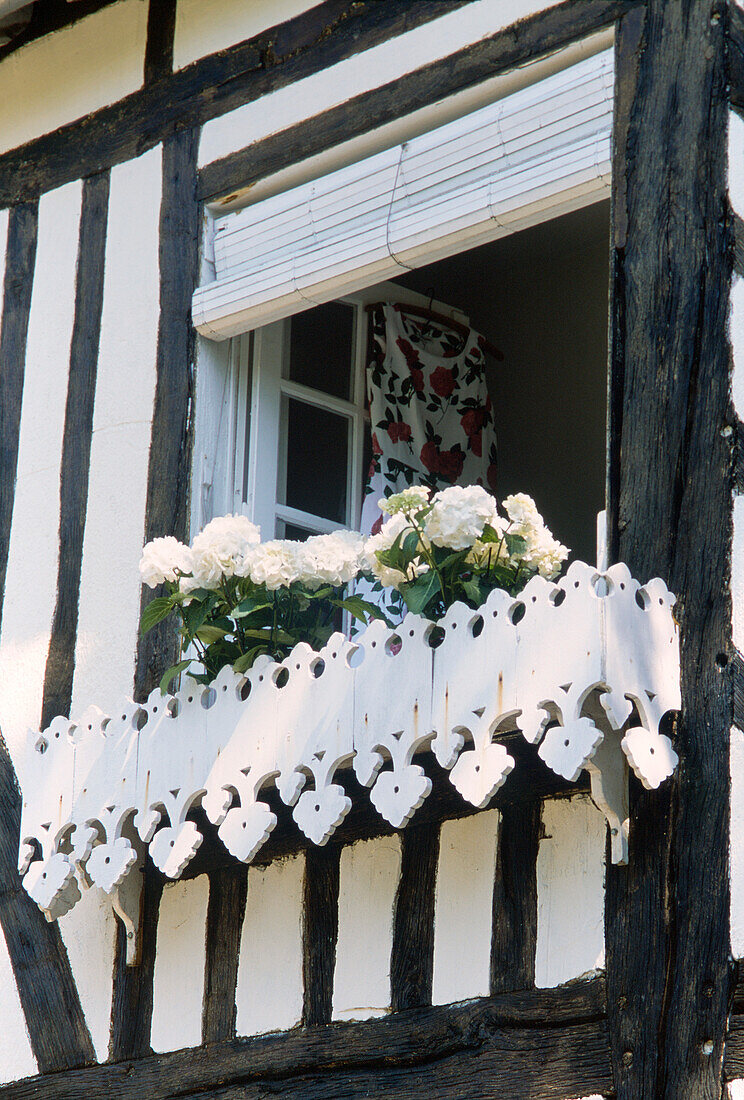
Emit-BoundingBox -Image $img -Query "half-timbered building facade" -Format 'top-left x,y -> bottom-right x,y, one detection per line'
0,1 -> 741,1097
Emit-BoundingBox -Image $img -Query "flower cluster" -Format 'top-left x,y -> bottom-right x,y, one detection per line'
363,484 -> 568,620
139,488 -> 568,688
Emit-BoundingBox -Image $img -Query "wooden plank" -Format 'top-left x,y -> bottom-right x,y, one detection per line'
732,212 -> 744,277
202,867 -> 248,1043
490,800 -> 539,994
181,743 -> 589,880
0,0 -> 115,64
133,126 -> 199,702
734,418 -> 744,496
730,0 -> 744,115
199,0 -> 638,203
604,3 -> 733,1098
0,0 -> 469,207
302,844 -> 341,1026
391,821 -> 439,1011
40,171 -> 109,729
109,866 -> 163,1061
144,0 -> 177,85
0,979 -> 609,1100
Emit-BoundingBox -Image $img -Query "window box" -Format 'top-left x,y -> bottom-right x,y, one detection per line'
18,559 -> 679,960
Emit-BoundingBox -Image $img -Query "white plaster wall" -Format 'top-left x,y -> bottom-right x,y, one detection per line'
0,1 -> 148,156
535,795 -> 606,988
0,925 -> 36,1084
432,809 -> 499,1005
58,887 -> 118,1061
174,0 -> 314,70
332,835 -> 401,1021
151,875 -> 209,1053
0,183 -> 81,775
73,146 -> 161,716
198,0 -> 563,170
235,854 -> 304,1037
731,727 -> 744,959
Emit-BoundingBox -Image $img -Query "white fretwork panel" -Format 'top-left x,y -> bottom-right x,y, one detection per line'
18,561 -> 680,926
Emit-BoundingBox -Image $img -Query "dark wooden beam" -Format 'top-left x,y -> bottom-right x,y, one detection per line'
733,649 -> 744,732
730,0 -> 744,115
732,212 -> 744,277
390,821 -> 440,1011
144,0 -> 177,85
490,800 -> 539,994
0,736 -> 96,1072
605,3 -> 734,1098
0,0 -> 469,207
181,742 -> 588,880
734,417 -> 744,496
109,865 -> 163,1061
0,0 -> 116,64
199,0 -> 639,203
41,171 -> 109,729
302,843 -> 341,1026
1,979 -> 610,1100
134,126 -> 199,703
202,866 -> 248,1043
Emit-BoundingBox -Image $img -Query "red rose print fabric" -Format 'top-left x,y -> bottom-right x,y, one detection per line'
360,303 -> 498,533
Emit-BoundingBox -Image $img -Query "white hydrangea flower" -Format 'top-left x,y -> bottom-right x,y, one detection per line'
379,486 -> 431,516
188,514 -> 261,589
362,513 -> 427,589
301,530 -> 364,589
139,537 -> 194,588
502,494 -> 568,580
424,484 -> 499,551
248,540 -> 306,591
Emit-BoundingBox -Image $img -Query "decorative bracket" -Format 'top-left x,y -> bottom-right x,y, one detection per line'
18,560 -> 680,938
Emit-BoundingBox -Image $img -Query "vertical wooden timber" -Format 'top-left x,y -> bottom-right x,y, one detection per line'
605,3 -> 733,1098
109,867 -> 164,1061
0,201 -> 97,1072
113,127 -> 199,1057
144,0 -> 177,85
490,801 -> 539,994
41,171 -> 110,729
302,845 -> 341,1025
390,822 -> 439,1012
202,867 -> 248,1043
134,126 -> 199,703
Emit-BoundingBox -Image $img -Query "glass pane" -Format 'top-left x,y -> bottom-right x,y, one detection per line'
283,398 -> 349,524
288,302 -> 354,400
278,522 -> 313,541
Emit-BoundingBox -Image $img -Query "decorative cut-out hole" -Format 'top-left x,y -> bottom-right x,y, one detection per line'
222,684 -> 227,691
347,646 -> 364,669
509,602 -> 526,625
36,739 -> 48,755
55,731 -> 60,739
152,706 -> 158,714
314,803 -> 321,813
531,596 -> 536,603
650,747 -> 655,755
620,582 -> 625,590
385,634 -> 402,656
273,668 -> 289,688
475,765 -> 480,773
104,856 -> 110,865
564,739 -> 570,747
311,657 -> 326,678
426,624 -> 445,648
574,581 -> 580,589
187,696 -> 193,703
550,589 -> 566,607
331,651 -> 337,659
202,688 -> 216,708
635,589 -> 648,610
394,785 -> 400,794
239,679 -> 251,702
470,615 -> 484,638
87,724 -> 92,731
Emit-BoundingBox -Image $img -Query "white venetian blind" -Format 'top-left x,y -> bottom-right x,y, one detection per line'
193,50 -> 614,340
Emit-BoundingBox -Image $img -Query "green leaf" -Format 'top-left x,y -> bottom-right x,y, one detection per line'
181,598 -> 211,637
461,578 -> 482,605
140,596 -> 176,635
401,530 -> 420,556
233,597 -> 272,619
232,646 -> 266,673
505,533 -> 528,556
332,595 -> 382,624
480,523 -> 501,544
399,570 -> 441,616
159,659 -> 192,694
196,624 -> 229,645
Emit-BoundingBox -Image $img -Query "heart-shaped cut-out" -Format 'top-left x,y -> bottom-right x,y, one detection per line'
369,765 -> 431,829
149,821 -> 203,878
87,838 -> 138,893
23,853 -> 81,920
621,726 -> 678,790
218,801 -> 276,863
538,717 -> 603,782
449,743 -> 514,809
293,784 -> 351,845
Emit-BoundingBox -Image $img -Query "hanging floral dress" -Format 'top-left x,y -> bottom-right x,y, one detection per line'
360,303 -> 498,534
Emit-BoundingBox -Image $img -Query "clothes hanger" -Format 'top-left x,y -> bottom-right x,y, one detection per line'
365,300 -> 503,361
